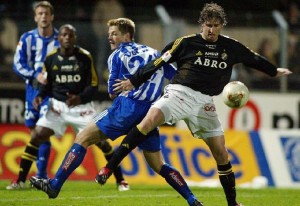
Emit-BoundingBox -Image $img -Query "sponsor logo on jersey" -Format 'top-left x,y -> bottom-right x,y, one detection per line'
205,44 -> 217,49
61,65 -> 74,71
55,74 -> 81,83
194,57 -> 227,69
205,52 -> 219,58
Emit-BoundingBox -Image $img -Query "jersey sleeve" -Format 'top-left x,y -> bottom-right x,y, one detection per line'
235,41 -> 277,77
107,53 -> 121,95
130,38 -> 183,87
12,34 -> 37,80
79,53 -> 99,104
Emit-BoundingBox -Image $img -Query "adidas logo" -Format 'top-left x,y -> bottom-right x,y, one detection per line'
196,51 -> 202,56
122,143 -> 129,149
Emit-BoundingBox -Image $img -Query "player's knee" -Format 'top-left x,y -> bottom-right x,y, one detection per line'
138,121 -> 154,134
151,164 -> 163,174
30,132 -> 46,146
139,116 -> 162,134
31,127 -> 52,145
214,150 -> 229,164
98,140 -> 112,153
74,133 -> 96,148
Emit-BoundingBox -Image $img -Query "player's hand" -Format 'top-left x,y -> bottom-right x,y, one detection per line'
36,72 -> 48,85
276,68 -> 292,77
113,79 -> 134,93
66,93 -> 81,107
33,96 -> 43,110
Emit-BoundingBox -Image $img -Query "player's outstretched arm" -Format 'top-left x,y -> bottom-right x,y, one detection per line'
276,68 -> 292,77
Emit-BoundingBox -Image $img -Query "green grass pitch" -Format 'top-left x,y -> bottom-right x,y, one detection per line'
0,180 -> 299,206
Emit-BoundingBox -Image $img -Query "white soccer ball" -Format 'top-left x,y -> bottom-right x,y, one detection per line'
222,81 -> 249,109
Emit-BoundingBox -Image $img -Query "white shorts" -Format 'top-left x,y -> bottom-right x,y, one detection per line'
152,84 -> 224,139
36,98 -> 96,137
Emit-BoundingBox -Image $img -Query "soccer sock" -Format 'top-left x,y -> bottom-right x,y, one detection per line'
96,141 -> 125,183
160,164 -> 196,205
50,143 -> 86,191
17,142 -> 39,183
106,126 -> 148,170
36,141 -> 51,179
218,162 -> 238,206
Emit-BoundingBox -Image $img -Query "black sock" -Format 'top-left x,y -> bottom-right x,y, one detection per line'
218,162 -> 238,206
106,126 -> 147,170
96,141 -> 124,183
17,142 -> 39,182
110,160 -> 125,183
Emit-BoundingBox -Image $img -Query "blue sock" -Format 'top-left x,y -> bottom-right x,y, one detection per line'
160,164 -> 196,205
50,143 -> 86,191
36,141 -> 51,179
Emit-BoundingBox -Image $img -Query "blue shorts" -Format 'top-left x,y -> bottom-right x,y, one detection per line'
94,96 -> 161,152
25,84 -> 49,128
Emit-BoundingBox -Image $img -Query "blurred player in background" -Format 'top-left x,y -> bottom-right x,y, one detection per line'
94,3 -> 292,206
8,1 -> 128,191
30,18 -> 202,206
7,0 -> 59,190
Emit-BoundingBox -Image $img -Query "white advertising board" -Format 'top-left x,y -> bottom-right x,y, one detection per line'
213,92 -> 300,130
259,130 -> 300,188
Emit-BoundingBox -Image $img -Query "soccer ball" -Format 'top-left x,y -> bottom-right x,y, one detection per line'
222,81 -> 249,109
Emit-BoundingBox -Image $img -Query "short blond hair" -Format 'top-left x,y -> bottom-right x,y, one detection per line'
33,1 -> 54,15
107,18 -> 135,40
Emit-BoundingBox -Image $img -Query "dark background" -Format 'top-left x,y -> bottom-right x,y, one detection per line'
1,0 -> 299,91
1,0 -> 297,18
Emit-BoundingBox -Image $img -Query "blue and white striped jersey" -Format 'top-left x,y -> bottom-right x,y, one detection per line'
13,28 -> 59,84
107,42 -> 176,103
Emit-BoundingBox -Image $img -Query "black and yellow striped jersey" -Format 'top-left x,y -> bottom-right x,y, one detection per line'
131,34 -> 277,96
38,46 -> 98,103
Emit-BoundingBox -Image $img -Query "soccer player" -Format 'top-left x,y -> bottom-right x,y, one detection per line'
7,1 -> 59,190
31,23 -> 129,191
95,3 -> 292,206
30,18 -> 202,206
